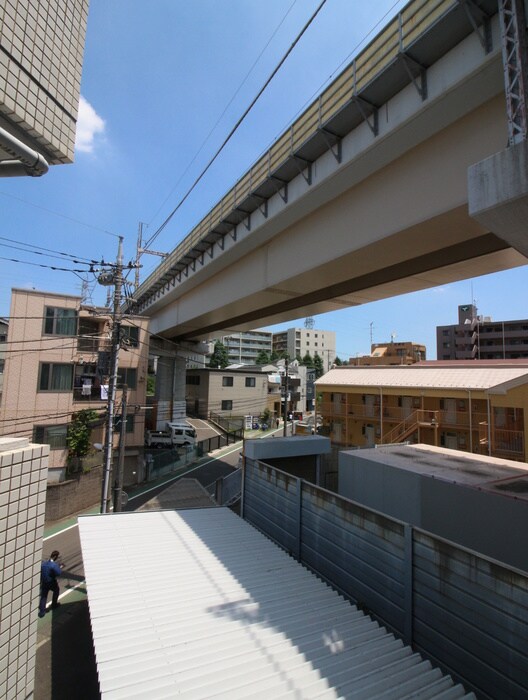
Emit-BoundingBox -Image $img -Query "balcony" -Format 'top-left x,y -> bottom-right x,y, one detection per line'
320,402 -> 526,460
73,385 -> 106,402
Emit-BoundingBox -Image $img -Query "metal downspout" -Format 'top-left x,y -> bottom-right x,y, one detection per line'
0,125 -> 49,177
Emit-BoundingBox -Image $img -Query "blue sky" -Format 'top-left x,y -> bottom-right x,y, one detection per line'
1,0 -> 527,360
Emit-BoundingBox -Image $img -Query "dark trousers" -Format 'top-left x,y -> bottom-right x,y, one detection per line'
39,580 -> 59,615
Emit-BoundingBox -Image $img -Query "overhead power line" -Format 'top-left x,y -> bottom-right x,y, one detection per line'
143,0 -> 328,250
0,235 -> 100,264
147,0 -> 299,227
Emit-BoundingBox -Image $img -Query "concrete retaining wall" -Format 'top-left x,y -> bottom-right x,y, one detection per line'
45,465 -> 102,522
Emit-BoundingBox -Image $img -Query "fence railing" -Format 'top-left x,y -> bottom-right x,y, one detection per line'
242,458 -> 528,699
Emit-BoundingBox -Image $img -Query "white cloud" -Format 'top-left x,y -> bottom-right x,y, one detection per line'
75,96 -> 105,153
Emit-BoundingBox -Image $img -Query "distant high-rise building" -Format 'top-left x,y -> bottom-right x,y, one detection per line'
221,330 -> 273,365
437,304 -> 528,360
272,327 -> 336,372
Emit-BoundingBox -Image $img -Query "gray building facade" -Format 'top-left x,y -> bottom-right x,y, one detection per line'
437,304 -> 528,360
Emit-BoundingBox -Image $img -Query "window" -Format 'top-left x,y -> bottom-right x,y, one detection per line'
116,367 -> 137,389
222,376 -> 233,387
34,425 -> 68,450
245,377 -> 256,387
78,318 -> 100,352
186,375 -> 200,385
0,359 -> 4,373
0,332 -> 6,342
43,307 -> 77,336
221,400 -> 233,410
121,325 -> 139,348
38,363 -> 73,391
113,414 -> 135,433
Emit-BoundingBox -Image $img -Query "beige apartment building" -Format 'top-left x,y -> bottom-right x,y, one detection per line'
0,289 -> 150,481
272,327 -> 336,372
186,367 -> 268,419
316,362 -> 528,463
351,341 -> 426,366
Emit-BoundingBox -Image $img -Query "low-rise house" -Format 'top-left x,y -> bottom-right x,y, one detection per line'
185,367 -> 268,419
315,361 -> 528,462
0,289 -> 150,482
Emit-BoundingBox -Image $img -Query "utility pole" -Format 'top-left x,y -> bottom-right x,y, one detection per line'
113,385 -> 128,513
283,357 -> 289,437
100,237 -> 124,514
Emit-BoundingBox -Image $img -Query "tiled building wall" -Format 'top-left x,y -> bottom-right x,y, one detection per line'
0,0 -> 90,163
0,437 -> 49,700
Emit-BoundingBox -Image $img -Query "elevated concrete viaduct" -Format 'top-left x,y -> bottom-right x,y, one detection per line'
132,0 -> 528,343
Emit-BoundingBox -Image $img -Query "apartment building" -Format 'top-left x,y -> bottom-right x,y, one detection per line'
220,330 -> 273,365
0,0 -> 89,172
315,362 -> 528,462
437,303 -> 528,360
272,327 -> 336,371
186,367 -> 269,419
0,289 -> 150,482
351,341 -> 426,365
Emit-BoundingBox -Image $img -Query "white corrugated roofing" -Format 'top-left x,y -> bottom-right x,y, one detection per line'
79,508 -> 474,699
315,365 -> 528,391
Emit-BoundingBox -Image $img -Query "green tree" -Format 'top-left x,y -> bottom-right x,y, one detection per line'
334,356 -> 343,366
302,352 -> 314,367
146,374 -> 156,395
270,350 -> 279,362
313,353 -> 324,378
209,340 -> 229,368
256,349 -> 270,365
67,409 -> 98,459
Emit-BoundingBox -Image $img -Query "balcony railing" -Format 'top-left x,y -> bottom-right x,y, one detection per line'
479,423 -> 525,459
321,399 -> 525,458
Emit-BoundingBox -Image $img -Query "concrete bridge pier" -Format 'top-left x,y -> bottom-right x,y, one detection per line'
469,139 -> 528,258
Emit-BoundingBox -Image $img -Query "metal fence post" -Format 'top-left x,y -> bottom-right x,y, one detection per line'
295,478 -> 303,561
404,523 -> 414,646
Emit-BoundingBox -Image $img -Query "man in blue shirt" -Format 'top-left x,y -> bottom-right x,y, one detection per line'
38,550 -> 63,618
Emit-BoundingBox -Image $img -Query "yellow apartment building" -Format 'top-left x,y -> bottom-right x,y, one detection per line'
315,362 -> 528,463
0,289 -> 150,481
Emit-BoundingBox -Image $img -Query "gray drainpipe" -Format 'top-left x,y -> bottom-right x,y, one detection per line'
0,125 -> 49,177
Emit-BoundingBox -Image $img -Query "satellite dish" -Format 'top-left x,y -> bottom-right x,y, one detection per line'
93,442 -> 104,451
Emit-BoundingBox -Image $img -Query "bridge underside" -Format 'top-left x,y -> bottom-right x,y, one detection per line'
147,92 -> 527,341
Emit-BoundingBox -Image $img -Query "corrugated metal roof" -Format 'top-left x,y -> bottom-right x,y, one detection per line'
79,508 -> 474,699
315,365 -> 528,391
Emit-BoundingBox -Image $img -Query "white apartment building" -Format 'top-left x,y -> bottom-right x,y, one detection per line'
272,327 -> 336,371
221,330 -> 273,365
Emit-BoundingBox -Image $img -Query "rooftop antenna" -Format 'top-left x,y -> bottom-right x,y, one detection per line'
304,316 -> 315,329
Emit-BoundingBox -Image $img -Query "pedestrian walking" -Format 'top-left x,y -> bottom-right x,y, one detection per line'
38,550 -> 63,617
